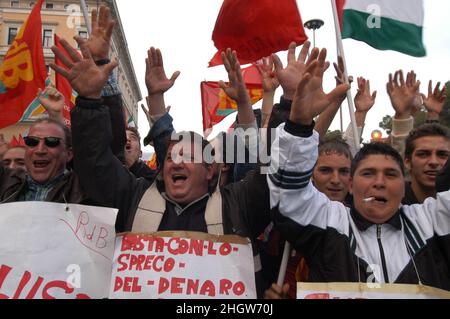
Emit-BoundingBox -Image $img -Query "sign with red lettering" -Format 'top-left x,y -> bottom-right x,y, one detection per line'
109,231 -> 256,299
297,282 -> 450,299
0,202 -> 117,299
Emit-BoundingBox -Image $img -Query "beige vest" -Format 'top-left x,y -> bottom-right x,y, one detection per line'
131,178 -> 262,273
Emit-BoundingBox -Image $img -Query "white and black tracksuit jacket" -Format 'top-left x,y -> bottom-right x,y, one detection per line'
267,121 -> 450,291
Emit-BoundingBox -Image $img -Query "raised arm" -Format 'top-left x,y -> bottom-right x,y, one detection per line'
50,36 -> 148,231
314,56 -> 351,137
85,5 -> 127,164
272,41 -> 312,102
267,47 -> 351,256
145,47 -> 180,117
256,57 -> 280,128
343,76 -> 377,156
219,48 -> 255,125
353,77 -> 376,128
387,70 -> 421,158
422,80 -> 446,122
37,86 -> 65,124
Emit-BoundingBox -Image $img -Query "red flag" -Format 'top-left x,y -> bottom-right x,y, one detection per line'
241,64 -> 262,85
209,0 -> 308,67
200,81 -> 263,134
9,136 -> 19,148
54,34 -> 77,127
18,134 -> 25,146
0,0 -> 47,129
8,134 -> 25,147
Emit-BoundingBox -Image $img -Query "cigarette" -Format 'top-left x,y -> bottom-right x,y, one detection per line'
363,197 -> 375,202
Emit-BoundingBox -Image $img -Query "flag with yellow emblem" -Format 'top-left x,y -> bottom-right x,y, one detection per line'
0,0 -> 47,129
200,64 -> 263,134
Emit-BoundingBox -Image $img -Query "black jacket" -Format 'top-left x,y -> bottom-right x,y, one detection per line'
269,123 -> 450,291
71,96 -> 271,296
129,160 -> 157,182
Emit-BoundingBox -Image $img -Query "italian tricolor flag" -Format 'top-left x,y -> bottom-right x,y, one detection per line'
337,0 -> 426,57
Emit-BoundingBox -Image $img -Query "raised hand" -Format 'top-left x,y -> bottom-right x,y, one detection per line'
289,48 -> 350,126
219,49 -> 250,105
272,41 -> 312,100
141,102 -> 151,124
145,47 -> 180,97
37,86 -> 65,122
407,71 -> 423,116
219,49 -> 254,124
354,77 -> 377,113
386,70 -> 421,119
50,36 -> 118,99
422,80 -> 446,120
86,5 -> 115,61
256,56 -> 280,94
332,55 -> 353,105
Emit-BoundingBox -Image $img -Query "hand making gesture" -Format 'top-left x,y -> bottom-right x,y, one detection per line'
289,48 -> 350,126
422,80 -> 447,120
219,48 -> 254,124
50,36 -> 118,99
86,5 -> 115,61
37,86 -> 65,123
272,41 -> 316,101
386,70 -> 421,120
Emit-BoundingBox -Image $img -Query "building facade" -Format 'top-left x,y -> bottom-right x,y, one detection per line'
0,0 -> 141,140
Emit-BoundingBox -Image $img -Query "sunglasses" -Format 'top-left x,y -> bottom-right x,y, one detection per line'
24,136 -> 64,148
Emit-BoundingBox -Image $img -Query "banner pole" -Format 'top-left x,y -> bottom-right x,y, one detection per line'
331,0 -> 360,151
277,242 -> 290,287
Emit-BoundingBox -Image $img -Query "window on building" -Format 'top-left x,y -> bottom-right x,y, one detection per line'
11,1 -> 19,8
8,28 -> 18,45
43,29 -> 53,47
45,2 -> 53,9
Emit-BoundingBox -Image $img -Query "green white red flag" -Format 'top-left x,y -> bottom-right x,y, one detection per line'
336,0 -> 426,57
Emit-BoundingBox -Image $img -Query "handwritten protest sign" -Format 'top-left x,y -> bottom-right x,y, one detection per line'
297,282 -> 450,299
0,202 -> 117,299
109,231 -> 256,299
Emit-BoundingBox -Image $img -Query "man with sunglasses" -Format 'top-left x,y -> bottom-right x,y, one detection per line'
0,118 -> 87,203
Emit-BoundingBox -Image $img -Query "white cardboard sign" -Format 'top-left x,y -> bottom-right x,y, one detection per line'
0,202 -> 117,299
109,231 -> 256,299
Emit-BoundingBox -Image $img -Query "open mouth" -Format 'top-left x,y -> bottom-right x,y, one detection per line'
33,160 -> 50,169
172,174 -> 187,185
373,196 -> 388,204
125,145 -> 131,151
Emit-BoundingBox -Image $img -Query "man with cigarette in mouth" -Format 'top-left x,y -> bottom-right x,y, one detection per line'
267,46 -> 450,290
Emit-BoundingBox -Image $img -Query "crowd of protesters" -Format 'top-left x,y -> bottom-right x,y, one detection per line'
0,5 -> 449,298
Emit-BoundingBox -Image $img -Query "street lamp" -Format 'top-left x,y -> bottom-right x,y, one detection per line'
304,19 -> 324,47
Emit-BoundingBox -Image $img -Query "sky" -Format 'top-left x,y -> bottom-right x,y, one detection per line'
115,0 -> 450,158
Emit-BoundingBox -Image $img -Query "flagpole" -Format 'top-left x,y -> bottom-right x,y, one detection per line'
331,0 -> 360,151
277,242 -> 290,288
80,0 -> 92,35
